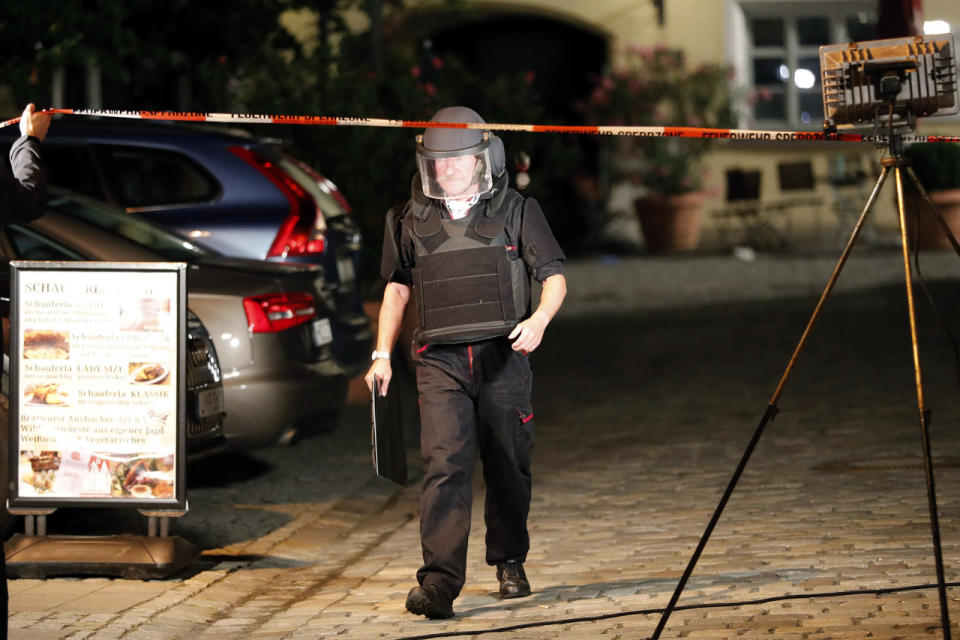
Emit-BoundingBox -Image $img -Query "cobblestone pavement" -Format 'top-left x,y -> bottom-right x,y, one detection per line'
11,247 -> 960,639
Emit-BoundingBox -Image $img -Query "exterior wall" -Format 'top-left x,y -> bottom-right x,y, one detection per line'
387,0 -> 727,61
703,142 -> 889,249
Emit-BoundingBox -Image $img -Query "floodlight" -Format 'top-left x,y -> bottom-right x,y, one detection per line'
658,33 -> 960,640
923,20 -> 951,36
820,35 -> 958,132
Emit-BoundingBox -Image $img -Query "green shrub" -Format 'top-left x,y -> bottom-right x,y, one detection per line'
581,45 -> 739,196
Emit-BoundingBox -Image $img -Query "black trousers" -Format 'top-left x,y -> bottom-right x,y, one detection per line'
414,338 -> 535,601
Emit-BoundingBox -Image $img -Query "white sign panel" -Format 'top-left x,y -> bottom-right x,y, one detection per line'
11,263 -> 185,506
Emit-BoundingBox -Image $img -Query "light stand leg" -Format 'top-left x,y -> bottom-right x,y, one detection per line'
649,166 -> 892,640
894,165 -> 952,640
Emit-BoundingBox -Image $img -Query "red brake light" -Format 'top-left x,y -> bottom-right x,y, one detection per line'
228,146 -> 327,259
243,292 -> 316,333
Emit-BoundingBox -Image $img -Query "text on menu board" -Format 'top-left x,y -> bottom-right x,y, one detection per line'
16,268 -> 179,501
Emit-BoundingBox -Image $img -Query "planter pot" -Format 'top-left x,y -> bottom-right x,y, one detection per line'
904,189 -> 960,250
634,191 -> 707,253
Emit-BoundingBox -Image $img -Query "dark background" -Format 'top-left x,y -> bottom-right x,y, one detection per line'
0,1 -> 610,291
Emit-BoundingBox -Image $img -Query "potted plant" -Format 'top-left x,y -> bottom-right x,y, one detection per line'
583,45 -> 738,252
901,142 -> 960,249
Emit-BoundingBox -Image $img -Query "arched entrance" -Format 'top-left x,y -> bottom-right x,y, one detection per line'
400,8 -> 606,122
397,7 -> 608,251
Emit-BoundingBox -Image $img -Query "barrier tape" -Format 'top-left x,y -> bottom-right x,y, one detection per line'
2,107 -> 960,144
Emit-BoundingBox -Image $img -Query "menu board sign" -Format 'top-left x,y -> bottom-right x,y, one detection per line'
8,262 -> 187,509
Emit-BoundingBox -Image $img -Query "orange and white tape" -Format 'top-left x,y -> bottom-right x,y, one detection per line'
3,107 -> 960,144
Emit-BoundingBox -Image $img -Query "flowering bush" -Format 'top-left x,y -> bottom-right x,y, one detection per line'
582,45 -> 739,196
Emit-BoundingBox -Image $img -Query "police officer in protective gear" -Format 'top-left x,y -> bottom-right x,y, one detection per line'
365,106 -> 566,619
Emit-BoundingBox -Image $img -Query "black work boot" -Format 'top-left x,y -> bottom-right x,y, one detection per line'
405,585 -> 454,619
496,560 -> 531,599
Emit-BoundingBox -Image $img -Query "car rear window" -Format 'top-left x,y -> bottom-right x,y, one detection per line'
5,226 -> 85,261
273,152 -> 348,219
92,144 -> 220,208
46,190 -> 212,261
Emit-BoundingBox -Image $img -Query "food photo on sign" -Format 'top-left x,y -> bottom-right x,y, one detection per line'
18,450 -> 175,499
22,381 -> 70,406
119,297 -> 173,333
22,329 -> 70,360
128,362 -> 170,385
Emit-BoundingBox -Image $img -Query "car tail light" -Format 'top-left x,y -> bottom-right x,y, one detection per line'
228,146 -> 327,259
243,292 -> 316,333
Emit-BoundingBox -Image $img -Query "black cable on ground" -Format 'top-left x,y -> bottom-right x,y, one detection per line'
395,581 -> 960,639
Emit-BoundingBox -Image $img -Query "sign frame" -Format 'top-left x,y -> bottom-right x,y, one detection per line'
8,261 -> 187,511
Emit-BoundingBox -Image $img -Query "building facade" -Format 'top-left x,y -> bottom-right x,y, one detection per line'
374,0 -> 960,249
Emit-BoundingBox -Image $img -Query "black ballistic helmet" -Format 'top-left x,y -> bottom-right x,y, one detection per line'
417,106 -> 505,199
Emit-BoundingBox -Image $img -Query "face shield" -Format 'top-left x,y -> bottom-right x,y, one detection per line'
416,132 -> 495,200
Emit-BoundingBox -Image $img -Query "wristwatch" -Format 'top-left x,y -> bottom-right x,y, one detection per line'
371,350 -> 391,361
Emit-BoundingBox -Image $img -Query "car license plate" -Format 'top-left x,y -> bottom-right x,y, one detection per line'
312,317 -> 333,347
337,257 -> 355,284
196,387 -> 224,419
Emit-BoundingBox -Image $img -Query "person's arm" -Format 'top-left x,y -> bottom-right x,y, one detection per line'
364,282 -> 411,396
508,195 -> 567,353
507,273 -> 566,353
3,104 -> 52,224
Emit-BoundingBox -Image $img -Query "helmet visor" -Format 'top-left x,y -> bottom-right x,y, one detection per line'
417,144 -> 494,200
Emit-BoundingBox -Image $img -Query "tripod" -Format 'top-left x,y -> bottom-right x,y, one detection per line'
650,134 -> 958,639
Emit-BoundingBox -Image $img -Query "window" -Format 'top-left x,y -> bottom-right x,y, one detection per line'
41,144 -> 106,201
92,145 -> 220,208
742,2 -> 877,130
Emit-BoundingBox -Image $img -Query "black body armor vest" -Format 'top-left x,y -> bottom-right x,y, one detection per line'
408,189 -> 530,344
